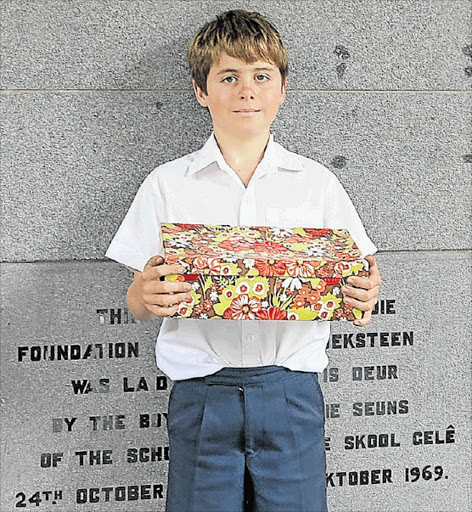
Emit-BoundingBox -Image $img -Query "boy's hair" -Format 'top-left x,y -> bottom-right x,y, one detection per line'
187,9 -> 288,94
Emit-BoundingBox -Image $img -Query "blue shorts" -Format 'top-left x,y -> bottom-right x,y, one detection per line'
166,365 -> 327,512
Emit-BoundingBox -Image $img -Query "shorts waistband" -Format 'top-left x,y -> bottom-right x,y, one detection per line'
203,365 -> 316,386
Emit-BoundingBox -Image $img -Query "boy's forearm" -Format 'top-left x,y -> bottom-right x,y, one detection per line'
127,280 -> 156,321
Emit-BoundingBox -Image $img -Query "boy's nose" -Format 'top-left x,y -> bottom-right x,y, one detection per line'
238,82 -> 256,100
239,90 -> 255,100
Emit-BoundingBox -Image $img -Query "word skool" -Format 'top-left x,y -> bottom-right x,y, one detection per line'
344,433 -> 401,449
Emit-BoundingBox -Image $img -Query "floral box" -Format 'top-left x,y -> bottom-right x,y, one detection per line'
162,223 -> 368,321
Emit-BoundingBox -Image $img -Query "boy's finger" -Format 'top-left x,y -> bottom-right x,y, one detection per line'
149,292 -> 193,307
365,255 -> 377,268
346,255 -> 381,289
354,309 -> 372,327
341,285 -> 371,302
145,255 -> 164,268
345,276 -> 377,290
346,269 -> 381,289
343,295 -> 377,312
143,279 -> 192,296
158,280 -> 193,294
155,264 -> 187,280
364,255 -> 381,283
147,303 -> 181,317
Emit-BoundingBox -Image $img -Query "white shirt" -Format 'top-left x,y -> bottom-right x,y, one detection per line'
106,134 -> 377,380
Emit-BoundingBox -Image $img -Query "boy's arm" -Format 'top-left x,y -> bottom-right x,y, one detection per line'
341,255 -> 381,327
321,173 -> 380,326
127,255 -> 193,321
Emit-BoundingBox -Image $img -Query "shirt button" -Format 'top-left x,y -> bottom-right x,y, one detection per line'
238,386 -> 244,393
247,334 -> 255,342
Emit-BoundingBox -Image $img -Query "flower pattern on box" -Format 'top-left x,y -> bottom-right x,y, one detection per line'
162,223 -> 368,321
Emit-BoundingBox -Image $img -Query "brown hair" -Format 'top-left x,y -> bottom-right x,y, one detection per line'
187,10 -> 288,94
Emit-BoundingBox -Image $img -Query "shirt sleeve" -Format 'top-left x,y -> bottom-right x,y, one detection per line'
324,174 -> 378,258
105,172 -> 164,272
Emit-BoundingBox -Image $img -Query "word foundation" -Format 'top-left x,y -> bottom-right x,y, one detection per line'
18,342 -> 139,362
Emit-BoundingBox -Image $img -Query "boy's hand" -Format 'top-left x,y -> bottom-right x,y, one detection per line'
141,255 -> 193,316
128,255 -> 193,319
341,255 -> 381,327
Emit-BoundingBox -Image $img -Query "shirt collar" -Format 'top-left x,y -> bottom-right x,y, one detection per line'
187,133 -> 305,176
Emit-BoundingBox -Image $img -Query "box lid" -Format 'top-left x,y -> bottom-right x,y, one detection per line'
161,223 -> 364,279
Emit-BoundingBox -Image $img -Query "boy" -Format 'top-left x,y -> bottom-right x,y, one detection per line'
106,9 -> 380,512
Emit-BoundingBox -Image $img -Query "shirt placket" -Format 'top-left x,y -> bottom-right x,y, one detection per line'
239,183 -> 262,365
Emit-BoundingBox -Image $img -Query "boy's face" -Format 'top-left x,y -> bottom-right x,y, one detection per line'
193,53 -> 286,140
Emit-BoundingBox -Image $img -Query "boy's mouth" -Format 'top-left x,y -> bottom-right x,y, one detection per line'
233,109 -> 261,116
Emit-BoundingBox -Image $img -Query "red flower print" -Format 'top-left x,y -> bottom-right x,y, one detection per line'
285,234 -> 307,244
198,246 -> 218,255
224,289 -> 234,300
223,294 -> 261,320
253,282 -> 265,294
335,303 -> 352,320
191,256 -> 208,271
346,248 -> 361,259
254,241 -> 287,255
179,306 -> 189,316
256,307 -> 288,320
178,224 -> 201,231
219,238 -> 253,253
255,259 -> 287,276
194,305 -> 205,316
221,265 -> 234,276
316,280 -> 327,293
184,248 -> 199,257
236,282 -> 250,294
317,262 -> 337,278
286,260 -> 319,278
192,257 -> 222,274
335,262 -> 350,275
203,300 -> 213,312
305,229 -> 331,237
329,243 -> 348,258
293,296 -> 306,309
306,291 -> 321,305
298,285 -> 312,298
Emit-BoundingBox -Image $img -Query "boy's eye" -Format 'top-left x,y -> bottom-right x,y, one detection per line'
222,76 -> 237,83
255,74 -> 270,81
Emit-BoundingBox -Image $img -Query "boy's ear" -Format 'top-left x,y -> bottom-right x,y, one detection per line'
193,80 -> 208,108
279,78 -> 287,105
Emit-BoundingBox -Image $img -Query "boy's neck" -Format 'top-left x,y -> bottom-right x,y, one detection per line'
214,129 -> 270,187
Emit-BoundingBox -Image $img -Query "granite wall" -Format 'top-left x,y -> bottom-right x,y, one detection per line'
1,1 -> 471,510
